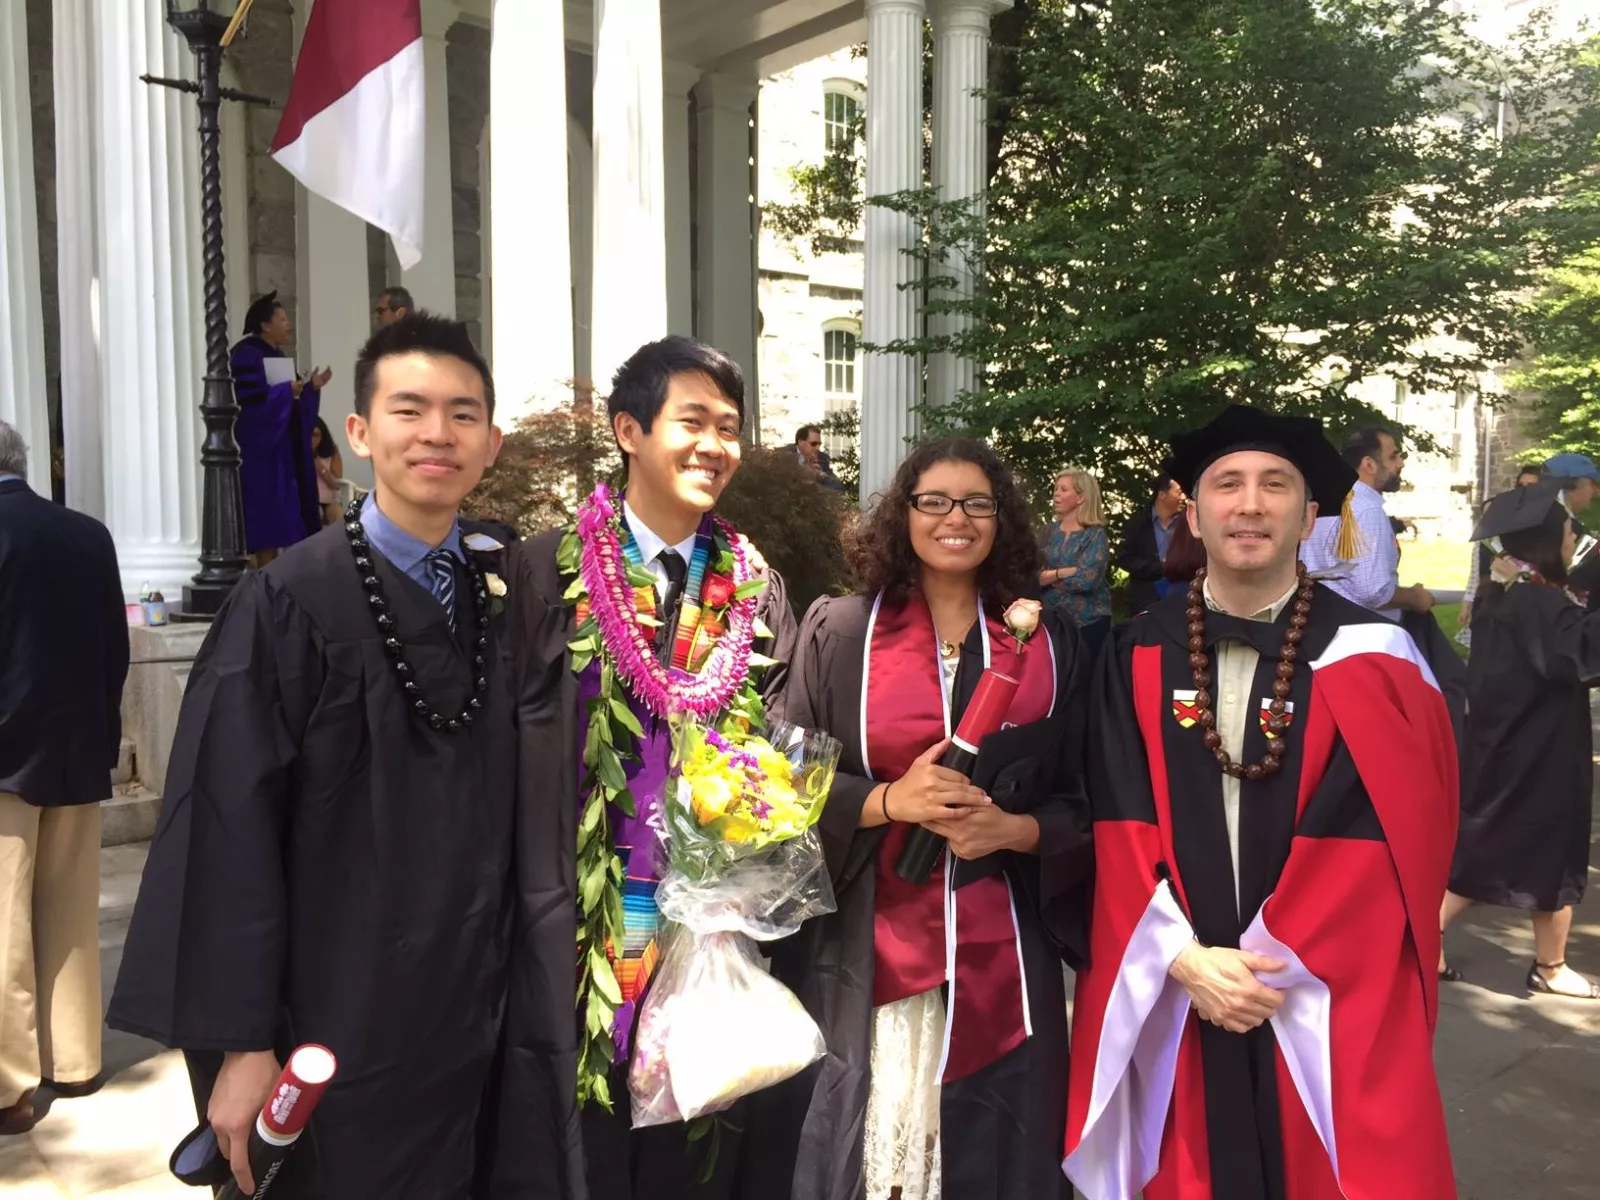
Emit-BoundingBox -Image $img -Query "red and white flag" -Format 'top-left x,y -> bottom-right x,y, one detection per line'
271,0 -> 424,268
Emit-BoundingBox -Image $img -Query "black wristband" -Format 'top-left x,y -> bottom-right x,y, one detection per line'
881,781 -> 893,823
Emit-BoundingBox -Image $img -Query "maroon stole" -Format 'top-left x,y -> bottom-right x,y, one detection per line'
863,591 -> 1057,1082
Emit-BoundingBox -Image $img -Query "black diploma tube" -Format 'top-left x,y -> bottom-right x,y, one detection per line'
217,1044 -> 338,1200
894,669 -> 1020,885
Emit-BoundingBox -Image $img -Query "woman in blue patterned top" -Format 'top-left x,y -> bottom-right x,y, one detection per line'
1039,467 -> 1112,654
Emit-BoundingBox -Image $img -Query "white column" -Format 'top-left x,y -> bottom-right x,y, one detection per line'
297,195 -> 373,487
0,1 -> 51,496
294,0 -> 374,488
860,0 -> 927,505
928,0 -> 1001,408
402,1 -> 459,315
489,0 -> 573,418
663,62 -> 699,337
92,3 -> 206,598
591,0 -> 667,392
53,0 -> 105,515
694,71 -> 759,387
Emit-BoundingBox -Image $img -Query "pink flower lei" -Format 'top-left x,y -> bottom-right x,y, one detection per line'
575,483 -> 759,719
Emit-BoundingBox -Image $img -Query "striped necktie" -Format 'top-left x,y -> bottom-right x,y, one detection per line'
426,548 -> 458,629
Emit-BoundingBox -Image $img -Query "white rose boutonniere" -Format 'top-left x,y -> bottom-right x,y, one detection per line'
483,571 -> 507,617
1003,598 -> 1042,656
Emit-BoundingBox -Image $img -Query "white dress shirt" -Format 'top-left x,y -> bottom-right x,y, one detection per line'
623,500 -> 698,603
1203,576 -> 1299,915
1299,480 -> 1400,620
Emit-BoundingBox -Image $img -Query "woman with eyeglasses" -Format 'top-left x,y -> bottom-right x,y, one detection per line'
741,438 -> 1092,1200
1039,467 -> 1113,656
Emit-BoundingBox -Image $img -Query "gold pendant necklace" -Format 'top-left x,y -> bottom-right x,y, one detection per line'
939,638 -> 958,661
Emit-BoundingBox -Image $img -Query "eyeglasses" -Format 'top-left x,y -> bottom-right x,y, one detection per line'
910,493 -> 998,518
806,439 -> 822,448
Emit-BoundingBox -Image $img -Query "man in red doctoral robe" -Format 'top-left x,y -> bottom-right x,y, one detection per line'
1064,405 -> 1459,1199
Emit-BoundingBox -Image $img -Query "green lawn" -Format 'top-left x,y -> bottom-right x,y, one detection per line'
1432,602 -> 1471,660
1396,538 -> 1471,593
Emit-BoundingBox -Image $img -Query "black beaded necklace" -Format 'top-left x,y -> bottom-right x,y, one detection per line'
343,498 -> 490,734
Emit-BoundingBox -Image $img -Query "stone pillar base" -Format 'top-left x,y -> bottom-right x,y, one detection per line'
121,624 -> 209,804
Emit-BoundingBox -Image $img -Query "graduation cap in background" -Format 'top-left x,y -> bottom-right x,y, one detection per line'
1168,404 -> 1357,514
242,291 -> 280,338
1471,479 -> 1568,542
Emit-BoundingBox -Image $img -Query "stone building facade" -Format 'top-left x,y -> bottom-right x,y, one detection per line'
756,49 -> 866,450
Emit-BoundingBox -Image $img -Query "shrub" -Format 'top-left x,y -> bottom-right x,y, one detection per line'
714,448 -> 854,616
462,408 -> 619,540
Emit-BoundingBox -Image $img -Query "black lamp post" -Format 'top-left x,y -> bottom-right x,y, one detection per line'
143,1 -> 270,616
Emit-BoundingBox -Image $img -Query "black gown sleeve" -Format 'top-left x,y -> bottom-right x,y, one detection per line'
1536,590 -> 1600,686
777,595 -> 879,881
995,609 -> 1093,966
106,574 -> 307,1051
489,536 -> 586,1200
754,565 -> 801,705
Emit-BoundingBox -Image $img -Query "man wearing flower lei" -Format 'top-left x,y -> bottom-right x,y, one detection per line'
108,316 -> 552,1199
491,336 -> 796,1200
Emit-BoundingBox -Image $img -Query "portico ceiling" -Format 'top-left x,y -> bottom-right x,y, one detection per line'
456,0 -> 864,78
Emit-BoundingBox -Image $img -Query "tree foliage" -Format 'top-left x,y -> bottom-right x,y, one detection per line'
878,0 -> 1600,508
1515,39 -> 1600,458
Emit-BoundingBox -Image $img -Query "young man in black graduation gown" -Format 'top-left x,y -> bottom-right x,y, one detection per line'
1064,406 -> 1459,1200
110,315 -> 580,1198
488,337 -> 797,1200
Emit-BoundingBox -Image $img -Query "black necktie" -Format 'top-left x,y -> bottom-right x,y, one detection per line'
658,549 -> 688,660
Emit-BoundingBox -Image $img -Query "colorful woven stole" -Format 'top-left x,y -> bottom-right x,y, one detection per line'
580,513 -> 740,1047
862,592 -> 1056,1082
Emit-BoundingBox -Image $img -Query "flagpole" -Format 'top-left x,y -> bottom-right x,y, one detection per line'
151,2 -> 269,616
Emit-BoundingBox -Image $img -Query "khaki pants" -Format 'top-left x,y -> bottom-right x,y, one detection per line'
0,793 -> 102,1106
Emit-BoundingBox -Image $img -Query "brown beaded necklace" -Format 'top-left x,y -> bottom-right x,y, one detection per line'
1185,562 -> 1314,781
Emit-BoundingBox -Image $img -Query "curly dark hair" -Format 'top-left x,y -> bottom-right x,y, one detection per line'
848,437 -> 1038,608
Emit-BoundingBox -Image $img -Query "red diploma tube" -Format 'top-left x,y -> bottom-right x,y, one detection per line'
217,1044 -> 338,1200
894,669 -> 1020,884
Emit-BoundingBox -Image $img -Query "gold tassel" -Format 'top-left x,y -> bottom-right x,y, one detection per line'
1333,489 -> 1366,561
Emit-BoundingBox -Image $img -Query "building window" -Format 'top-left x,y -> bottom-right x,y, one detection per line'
824,325 -> 858,396
824,87 -> 861,152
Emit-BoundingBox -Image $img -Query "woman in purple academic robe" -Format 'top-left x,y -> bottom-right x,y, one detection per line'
231,292 -> 328,557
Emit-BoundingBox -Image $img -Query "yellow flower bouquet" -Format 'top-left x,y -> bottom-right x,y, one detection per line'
629,719 -> 842,1129
668,718 -> 837,867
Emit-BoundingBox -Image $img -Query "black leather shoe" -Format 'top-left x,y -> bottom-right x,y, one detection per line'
0,1090 -> 38,1135
44,1075 -> 103,1099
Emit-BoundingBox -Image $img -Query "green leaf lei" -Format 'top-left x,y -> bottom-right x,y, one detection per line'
559,527 -> 769,1115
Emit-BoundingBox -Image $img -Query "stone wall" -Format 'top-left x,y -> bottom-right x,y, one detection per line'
447,22 -> 490,351
24,0 -> 58,486
225,0 -> 299,324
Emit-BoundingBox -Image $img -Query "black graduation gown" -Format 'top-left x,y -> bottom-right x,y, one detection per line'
1452,583 -> 1600,910
737,595 -> 1093,1200
488,527 -> 799,1200
107,523 -> 527,1200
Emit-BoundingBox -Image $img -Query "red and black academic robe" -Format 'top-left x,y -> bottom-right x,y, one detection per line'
738,593 -> 1094,1200
1064,586 -> 1458,1200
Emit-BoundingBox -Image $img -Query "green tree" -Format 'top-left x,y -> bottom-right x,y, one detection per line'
879,0 -> 1600,508
1516,40 -> 1600,458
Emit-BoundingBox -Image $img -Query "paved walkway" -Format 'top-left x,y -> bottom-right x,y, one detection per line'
6,828 -> 1599,1196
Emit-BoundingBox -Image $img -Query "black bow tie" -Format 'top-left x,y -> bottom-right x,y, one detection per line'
1198,605 -> 1294,659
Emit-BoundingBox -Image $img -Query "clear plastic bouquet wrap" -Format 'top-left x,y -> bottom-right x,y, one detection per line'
628,926 -> 826,1127
629,719 -> 841,1128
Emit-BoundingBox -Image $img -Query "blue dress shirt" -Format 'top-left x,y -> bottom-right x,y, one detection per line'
359,493 -> 464,594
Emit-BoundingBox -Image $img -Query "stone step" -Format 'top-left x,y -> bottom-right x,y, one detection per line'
102,784 -> 160,848
112,736 -> 134,786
